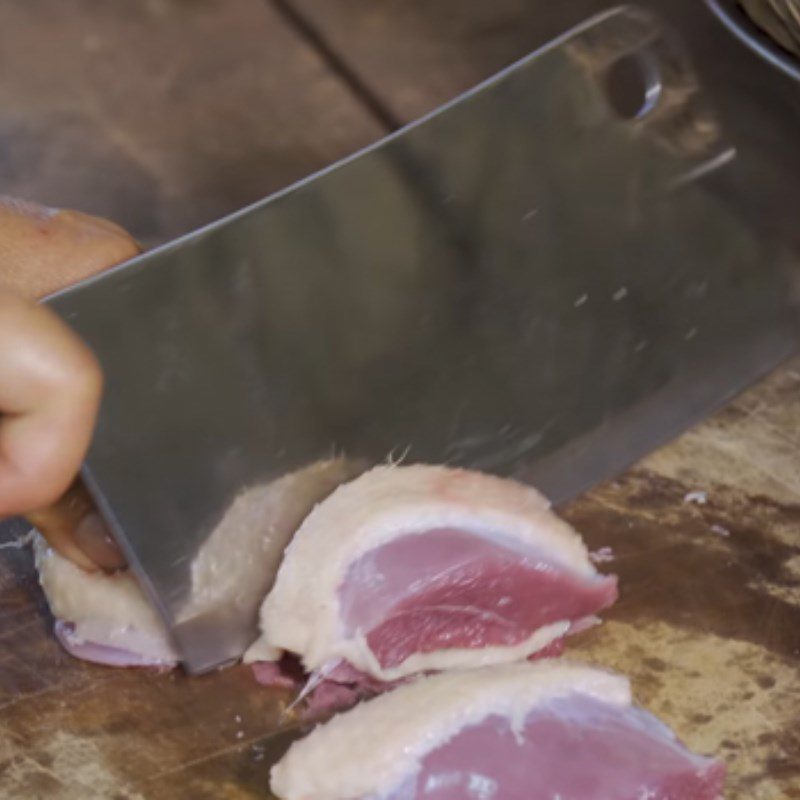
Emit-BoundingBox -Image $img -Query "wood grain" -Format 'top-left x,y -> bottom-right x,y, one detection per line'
1,533 -> 299,798
3,362 -> 799,798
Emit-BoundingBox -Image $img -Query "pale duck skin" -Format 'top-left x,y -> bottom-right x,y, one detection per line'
250,464 -> 612,681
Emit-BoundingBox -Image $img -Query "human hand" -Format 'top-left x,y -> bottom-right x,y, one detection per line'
0,196 -> 140,571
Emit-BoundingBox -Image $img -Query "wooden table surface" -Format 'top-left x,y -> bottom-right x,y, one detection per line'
1,1 -> 799,798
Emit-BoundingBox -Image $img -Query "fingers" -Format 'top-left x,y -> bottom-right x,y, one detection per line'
26,480 -> 126,573
0,195 -> 141,300
0,292 -> 103,518
73,511 -> 126,571
26,480 -> 101,572
0,196 -> 138,571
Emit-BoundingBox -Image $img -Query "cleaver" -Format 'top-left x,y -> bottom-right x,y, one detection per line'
45,5 -> 800,674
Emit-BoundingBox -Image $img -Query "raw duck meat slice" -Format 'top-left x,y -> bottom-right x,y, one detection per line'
270,662 -> 726,800
252,654 -> 409,717
174,458 -> 363,625
54,621 -> 176,668
248,465 -> 617,683
35,534 -> 178,667
35,459 -> 360,668
339,528 -> 616,671
395,699 -> 724,800
251,642 -> 569,719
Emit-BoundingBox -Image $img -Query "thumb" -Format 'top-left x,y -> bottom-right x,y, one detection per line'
0,196 -> 141,300
0,196 -> 139,570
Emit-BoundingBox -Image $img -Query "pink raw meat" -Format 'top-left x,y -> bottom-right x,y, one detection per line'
253,525 -> 612,714
251,657 -> 306,690
253,465 -> 618,715
54,621 -> 176,669
253,640 -> 567,718
381,694 -> 724,800
253,655 -> 404,716
339,528 -> 617,669
270,664 -> 725,800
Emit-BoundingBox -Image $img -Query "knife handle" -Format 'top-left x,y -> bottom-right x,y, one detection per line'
26,478 -> 126,572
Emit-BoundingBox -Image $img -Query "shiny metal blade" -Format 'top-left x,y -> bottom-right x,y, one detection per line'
47,5 -> 800,673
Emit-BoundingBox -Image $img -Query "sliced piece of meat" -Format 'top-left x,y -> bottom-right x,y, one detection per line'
250,465 -> 617,684
35,534 -> 179,667
252,653 -> 406,717
54,621 -> 176,669
340,527 -> 616,671
253,643 -> 569,719
398,699 -> 724,800
175,458 -> 364,627
35,458 -> 361,668
270,662 -> 725,800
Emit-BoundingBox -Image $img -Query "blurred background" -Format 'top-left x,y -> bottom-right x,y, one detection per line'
0,0 -> 798,249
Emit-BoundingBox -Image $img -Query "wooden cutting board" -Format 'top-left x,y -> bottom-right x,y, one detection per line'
2,358 -> 799,799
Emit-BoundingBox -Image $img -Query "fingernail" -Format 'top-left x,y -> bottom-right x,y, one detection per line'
59,208 -> 140,243
0,195 -> 58,221
73,512 -> 127,572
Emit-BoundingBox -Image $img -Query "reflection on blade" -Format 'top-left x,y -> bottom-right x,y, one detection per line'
172,459 -> 366,673
47,5 -> 800,672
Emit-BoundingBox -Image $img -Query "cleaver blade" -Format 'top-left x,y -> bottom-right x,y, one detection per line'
46,5 -> 800,674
